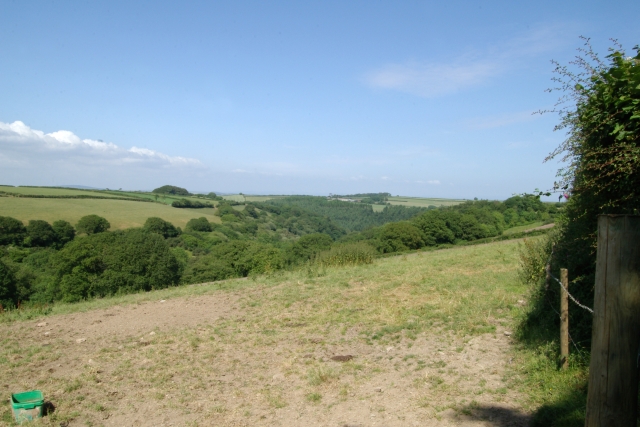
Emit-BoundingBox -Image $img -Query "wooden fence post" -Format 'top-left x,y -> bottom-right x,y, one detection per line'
560,268 -> 569,370
585,215 -> 640,427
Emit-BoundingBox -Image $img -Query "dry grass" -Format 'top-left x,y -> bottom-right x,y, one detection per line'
0,198 -> 221,229
0,239 -> 534,426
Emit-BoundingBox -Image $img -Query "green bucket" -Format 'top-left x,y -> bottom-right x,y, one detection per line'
11,390 -> 44,424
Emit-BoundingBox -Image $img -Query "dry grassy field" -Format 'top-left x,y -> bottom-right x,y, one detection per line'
0,198 -> 220,230
0,239 -> 535,427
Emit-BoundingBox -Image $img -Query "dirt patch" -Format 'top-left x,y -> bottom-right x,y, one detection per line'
1,290 -> 529,427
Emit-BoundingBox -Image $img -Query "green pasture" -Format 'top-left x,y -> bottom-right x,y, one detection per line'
503,221 -> 546,235
0,198 -> 221,229
387,196 -> 467,208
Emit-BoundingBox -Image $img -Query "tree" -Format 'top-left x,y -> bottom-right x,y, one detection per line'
76,215 -> 111,235
152,185 -> 190,196
52,220 -> 76,247
25,220 -> 57,247
377,222 -> 425,253
144,217 -> 180,238
0,216 -> 27,246
185,217 -> 212,232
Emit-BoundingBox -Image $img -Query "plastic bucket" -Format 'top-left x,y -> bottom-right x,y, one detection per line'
11,390 -> 44,424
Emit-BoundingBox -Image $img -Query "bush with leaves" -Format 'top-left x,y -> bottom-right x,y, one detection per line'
76,214 -> 110,235
285,233 -> 334,265
531,40 -> 640,347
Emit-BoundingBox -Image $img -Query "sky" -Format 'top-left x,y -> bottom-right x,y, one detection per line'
1,1 -> 639,199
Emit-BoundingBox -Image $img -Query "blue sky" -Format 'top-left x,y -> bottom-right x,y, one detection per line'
1,1 -> 638,198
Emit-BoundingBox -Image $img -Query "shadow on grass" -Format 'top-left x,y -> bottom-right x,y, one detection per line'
465,404 -> 530,426
528,388 -> 587,427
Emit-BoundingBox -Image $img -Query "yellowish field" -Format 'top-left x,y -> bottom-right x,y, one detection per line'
0,198 -> 221,229
387,196 -> 467,208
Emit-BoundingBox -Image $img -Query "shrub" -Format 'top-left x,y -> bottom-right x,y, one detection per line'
314,242 -> 376,267
0,216 -> 26,246
221,214 -> 239,223
144,217 -> 180,238
185,217 -> 212,232
76,215 -> 110,235
286,233 -> 334,265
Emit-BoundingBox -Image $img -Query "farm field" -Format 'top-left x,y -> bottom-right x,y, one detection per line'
0,239 -> 535,427
386,196 -> 467,208
0,186 -> 133,199
0,198 -> 220,229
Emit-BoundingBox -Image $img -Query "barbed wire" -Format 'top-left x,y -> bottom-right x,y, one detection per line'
546,253 -> 594,314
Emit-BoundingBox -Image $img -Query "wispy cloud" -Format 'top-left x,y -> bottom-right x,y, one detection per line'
427,180 -> 441,185
366,59 -> 499,98
364,23 -> 574,98
465,111 -> 538,130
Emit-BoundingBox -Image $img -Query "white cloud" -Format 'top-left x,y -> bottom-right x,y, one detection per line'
427,180 -> 441,185
0,121 -> 202,168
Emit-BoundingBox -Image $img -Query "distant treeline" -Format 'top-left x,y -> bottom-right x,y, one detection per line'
0,195 -> 557,309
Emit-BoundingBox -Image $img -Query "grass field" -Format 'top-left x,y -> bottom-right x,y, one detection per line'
386,196 -> 467,208
0,187 -> 134,198
0,198 -> 221,229
0,238 -> 557,426
503,222 -> 546,235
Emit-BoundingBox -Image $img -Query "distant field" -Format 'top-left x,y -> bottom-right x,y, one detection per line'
502,221 -> 547,235
222,194 -> 247,203
244,195 -> 289,203
0,186 -> 216,207
0,186 -> 135,198
0,198 -> 221,229
386,196 -> 467,208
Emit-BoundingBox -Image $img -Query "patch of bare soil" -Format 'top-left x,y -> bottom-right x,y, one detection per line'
1,291 -> 530,427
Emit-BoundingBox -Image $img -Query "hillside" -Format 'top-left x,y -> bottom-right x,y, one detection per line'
0,239 -> 533,426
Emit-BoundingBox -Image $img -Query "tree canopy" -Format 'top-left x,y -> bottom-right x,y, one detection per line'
152,185 -> 190,196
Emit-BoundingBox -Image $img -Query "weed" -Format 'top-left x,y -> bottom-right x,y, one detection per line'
306,392 -> 322,403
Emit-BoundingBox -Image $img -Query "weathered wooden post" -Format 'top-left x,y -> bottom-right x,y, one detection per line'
585,215 -> 640,427
560,268 -> 569,370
